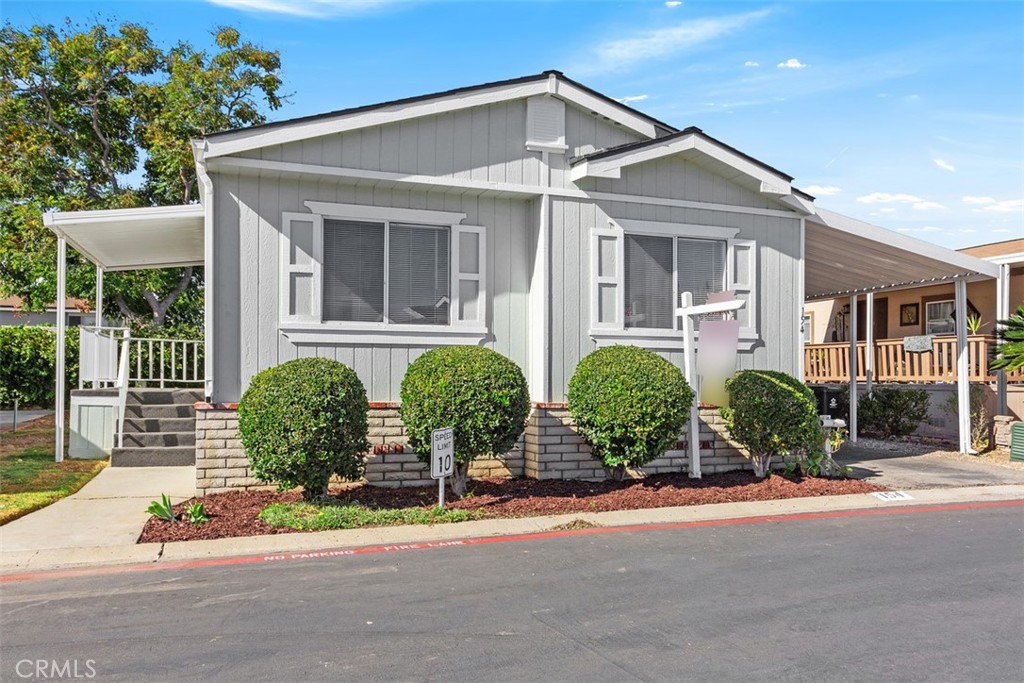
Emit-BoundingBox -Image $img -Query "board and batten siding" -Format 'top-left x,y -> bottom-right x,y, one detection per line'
237,100 -> 644,192
211,169 -> 533,403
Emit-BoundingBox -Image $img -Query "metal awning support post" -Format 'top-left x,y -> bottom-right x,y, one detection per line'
848,294 -> 859,442
55,236 -> 67,462
955,278 -> 972,454
865,292 -> 874,392
995,263 -> 1009,415
93,266 -> 103,388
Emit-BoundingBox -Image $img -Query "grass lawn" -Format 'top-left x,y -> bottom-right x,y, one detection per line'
0,415 -> 107,525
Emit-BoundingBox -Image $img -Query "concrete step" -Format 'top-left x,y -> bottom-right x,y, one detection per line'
123,404 -> 196,419
126,389 -> 204,406
120,431 -> 195,448
110,446 -> 196,467
122,417 -> 196,434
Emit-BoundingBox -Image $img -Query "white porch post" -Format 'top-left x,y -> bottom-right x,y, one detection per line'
955,278 -> 971,454
865,292 -> 874,391
848,294 -> 859,442
55,236 -> 67,462
995,263 -> 1009,415
93,266 -> 103,388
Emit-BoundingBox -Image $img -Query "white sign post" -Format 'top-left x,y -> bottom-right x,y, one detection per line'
677,292 -> 745,479
431,427 -> 454,508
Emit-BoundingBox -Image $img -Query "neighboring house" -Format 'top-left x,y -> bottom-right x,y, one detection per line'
0,296 -> 92,327
44,71 -> 1001,485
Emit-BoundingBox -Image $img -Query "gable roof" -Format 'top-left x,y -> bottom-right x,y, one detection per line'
200,71 -> 677,160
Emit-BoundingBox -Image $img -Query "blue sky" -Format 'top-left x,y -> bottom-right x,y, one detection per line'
4,0 -> 1022,249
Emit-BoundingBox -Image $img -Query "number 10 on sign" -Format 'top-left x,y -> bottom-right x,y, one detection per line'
431,427 -> 454,508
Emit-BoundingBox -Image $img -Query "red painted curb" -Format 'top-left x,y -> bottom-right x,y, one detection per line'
3,499 -> 1021,584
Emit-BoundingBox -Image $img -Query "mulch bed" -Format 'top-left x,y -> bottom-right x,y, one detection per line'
139,472 -> 885,544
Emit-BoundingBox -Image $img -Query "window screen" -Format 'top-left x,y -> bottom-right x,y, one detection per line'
322,220 -> 385,322
624,234 -> 673,329
388,223 -> 450,325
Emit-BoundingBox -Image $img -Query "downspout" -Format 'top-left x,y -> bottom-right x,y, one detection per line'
193,139 -> 215,401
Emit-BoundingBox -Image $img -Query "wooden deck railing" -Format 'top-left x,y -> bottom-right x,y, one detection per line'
804,335 -> 1021,384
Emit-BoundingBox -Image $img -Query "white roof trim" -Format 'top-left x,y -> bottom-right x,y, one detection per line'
983,251 -> 1024,265
204,76 -> 660,160
569,132 -> 793,197
44,204 -> 205,271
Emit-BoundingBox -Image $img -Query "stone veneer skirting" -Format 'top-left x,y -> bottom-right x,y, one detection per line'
194,403 -> 750,496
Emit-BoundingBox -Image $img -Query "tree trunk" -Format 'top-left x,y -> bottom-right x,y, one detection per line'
752,452 -> 772,478
142,267 -> 193,326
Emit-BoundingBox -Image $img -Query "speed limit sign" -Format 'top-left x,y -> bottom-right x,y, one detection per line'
431,427 -> 454,479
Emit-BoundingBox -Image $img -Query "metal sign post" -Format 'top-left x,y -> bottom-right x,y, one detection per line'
431,427 -> 454,509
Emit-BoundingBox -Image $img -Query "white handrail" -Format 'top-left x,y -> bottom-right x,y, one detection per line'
127,337 -> 204,386
115,329 -> 131,448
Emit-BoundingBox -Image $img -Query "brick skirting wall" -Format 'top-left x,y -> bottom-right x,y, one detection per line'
194,403 -> 750,496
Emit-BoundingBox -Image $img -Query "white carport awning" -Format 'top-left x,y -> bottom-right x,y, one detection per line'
43,204 -> 204,271
805,208 -> 1000,300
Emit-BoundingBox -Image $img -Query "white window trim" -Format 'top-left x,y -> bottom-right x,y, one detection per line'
589,218 -> 758,348
925,298 -> 955,335
279,202 -> 488,345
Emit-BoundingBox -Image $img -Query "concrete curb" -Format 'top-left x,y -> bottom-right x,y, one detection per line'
3,485 -> 1022,574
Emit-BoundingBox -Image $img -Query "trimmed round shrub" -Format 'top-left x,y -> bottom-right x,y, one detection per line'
861,385 -> 930,438
400,346 -> 530,496
567,345 -> 694,478
721,370 -> 821,477
238,358 -> 370,501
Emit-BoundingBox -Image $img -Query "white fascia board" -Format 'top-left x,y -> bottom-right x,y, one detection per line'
45,204 -> 204,226
304,201 -> 466,225
813,207 -> 1001,280
553,80 -> 658,139
205,81 -> 550,159
984,251 -> 1024,265
778,194 -> 815,215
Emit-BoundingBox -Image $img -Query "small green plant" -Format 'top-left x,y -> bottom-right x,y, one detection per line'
859,386 -> 930,438
722,370 -> 822,477
991,304 -> 1024,373
943,385 -> 990,452
185,501 -> 209,526
567,346 -> 694,479
146,493 -> 175,522
239,358 -> 370,501
785,428 -> 849,477
400,346 -> 530,497
259,501 -> 480,531
966,314 -> 985,335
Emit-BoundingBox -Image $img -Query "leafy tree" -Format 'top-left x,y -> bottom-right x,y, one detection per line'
0,20 -> 282,328
991,304 -> 1024,373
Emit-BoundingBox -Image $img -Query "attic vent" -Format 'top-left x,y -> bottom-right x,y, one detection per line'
526,95 -> 567,154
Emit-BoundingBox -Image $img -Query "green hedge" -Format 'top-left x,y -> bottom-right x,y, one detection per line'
0,326 -> 79,407
722,370 -> 821,477
568,345 -> 693,477
238,358 -> 370,501
400,346 -> 530,496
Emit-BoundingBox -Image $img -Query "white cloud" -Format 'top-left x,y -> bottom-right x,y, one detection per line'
777,58 -> 807,69
803,185 -> 841,196
856,192 -> 946,211
616,94 -> 649,104
993,228 -> 1011,233
744,60 -> 760,67
665,1 -> 683,7
976,199 -> 1024,213
586,10 -> 771,73
962,196 -> 995,205
206,0 -> 398,17
933,158 -> 955,172
960,228 -> 977,234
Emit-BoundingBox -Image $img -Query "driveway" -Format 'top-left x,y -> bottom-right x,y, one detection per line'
0,409 -> 51,432
835,439 -> 1024,490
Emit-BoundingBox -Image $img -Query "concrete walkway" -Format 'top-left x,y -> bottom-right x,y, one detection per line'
0,467 -> 195,553
0,409 -> 52,432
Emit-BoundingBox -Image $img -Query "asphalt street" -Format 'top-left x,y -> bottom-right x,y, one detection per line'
2,504 -> 1022,682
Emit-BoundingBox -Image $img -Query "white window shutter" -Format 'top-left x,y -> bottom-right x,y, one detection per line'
451,224 -> 486,326
590,226 -> 623,329
280,212 -> 322,323
728,238 -> 757,333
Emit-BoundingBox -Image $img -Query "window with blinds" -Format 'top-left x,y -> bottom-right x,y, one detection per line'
322,220 -> 450,325
624,234 -> 674,329
677,237 -> 726,329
